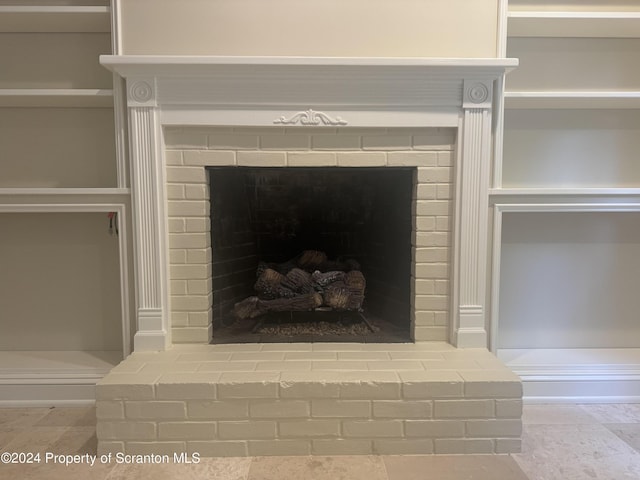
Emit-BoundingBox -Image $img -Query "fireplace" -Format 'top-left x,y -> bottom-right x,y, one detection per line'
96,56 -> 522,457
209,165 -> 414,342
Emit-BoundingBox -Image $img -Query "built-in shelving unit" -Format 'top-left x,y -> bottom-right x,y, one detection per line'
494,0 -> 640,402
0,1 -> 130,406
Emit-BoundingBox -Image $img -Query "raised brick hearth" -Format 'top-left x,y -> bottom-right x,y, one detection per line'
97,342 -> 522,456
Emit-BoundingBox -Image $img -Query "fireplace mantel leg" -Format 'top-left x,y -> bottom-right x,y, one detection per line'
452,81 -> 494,348
127,79 -> 171,351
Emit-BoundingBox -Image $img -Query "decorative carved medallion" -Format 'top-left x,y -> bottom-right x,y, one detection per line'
130,81 -> 153,102
463,80 -> 492,108
274,109 -> 348,126
468,83 -> 489,104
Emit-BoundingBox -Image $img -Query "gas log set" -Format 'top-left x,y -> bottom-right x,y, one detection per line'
232,250 -> 366,321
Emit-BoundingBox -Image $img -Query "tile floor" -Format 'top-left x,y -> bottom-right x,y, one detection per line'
0,404 -> 639,479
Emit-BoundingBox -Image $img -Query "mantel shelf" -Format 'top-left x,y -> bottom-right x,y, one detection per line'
507,11 -> 640,38
0,6 -> 110,33
0,89 -> 114,108
504,91 -> 640,109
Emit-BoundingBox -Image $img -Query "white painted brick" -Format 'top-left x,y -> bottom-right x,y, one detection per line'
400,371 -> 463,399
237,151 -> 286,166
168,217 -> 185,233
496,399 -> 523,418
217,374 -> 280,399
231,352 -> 285,361
413,133 -> 455,151
436,216 -> 450,231
171,278 -> 188,296
208,133 -> 258,150
434,400 -> 495,419
414,264 -> 449,280
185,218 -> 209,233
414,326 -> 447,341
250,400 -> 310,418
466,419 -> 522,437
218,421 -> 276,439
416,167 -> 451,183
284,352 -> 337,361
496,438 -> 522,454
170,264 -> 211,280
312,135 -> 361,150
435,280 -> 449,295
248,440 -> 311,456
438,151 -> 453,166
312,360 -> 368,370
414,184 -> 437,199
415,216 -> 436,232
342,420 -> 403,438
279,381 -> 340,399
183,150 -> 235,166
388,152 -> 437,166
188,310 -> 211,327
435,438 -> 494,454
165,150 -> 183,166
125,401 -> 186,420
413,311 -> 435,326
97,421 -> 156,441
367,360 -> 424,371
414,279 -> 435,295
373,401 -> 432,419
415,200 -> 450,216
279,420 -> 341,438
413,295 -> 448,311
96,400 -> 124,420
126,441 -> 186,455
414,248 -> 449,263
164,131 -> 207,149
362,135 -> 412,150
286,126 -> 337,135
187,279 -> 211,295
167,184 -> 185,200
199,361 -> 257,372
169,233 -> 210,249
156,373 -> 218,400
414,232 -> 450,248
171,312 -> 188,327
287,152 -> 336,166
96,374 -> 159,401
260,134 -> 310,150
187,440 -> 248,457
255,361 -> 312,371
187,248 -> 211,264
158,422 -> 216,440
169,249 -> 186,265
185,184 -> 208,200
312,439 -> 373,455
336,152 -> 386,167
311,400 -> 371,418
236,127 -> 285,135
434,312 -> 449,326
336,352 -> 390,360
187,400 -> 248,419
172,326 -> 211,344
437,184 -> 452,199
166,166 -> 206,183
338,382 -> 401,400
171,295 -> 211,312
405,420 -> 464,438
459,370 -> 523,398
168,201 -> 208,217
374,439 -> 434,454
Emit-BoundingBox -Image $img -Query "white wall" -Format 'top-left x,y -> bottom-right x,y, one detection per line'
499,212 -> 640,349
119,0 -> 499,57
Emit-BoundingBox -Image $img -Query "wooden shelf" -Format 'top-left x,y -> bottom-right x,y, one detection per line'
0,6 -> 110,33
504,91 -> 640,109
508,11 -> 640,38
0,188 -> 130,208
0,89 -> 114,108
491,187 -> 640,197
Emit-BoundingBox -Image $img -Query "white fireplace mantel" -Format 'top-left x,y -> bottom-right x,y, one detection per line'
101,55 -> 517,352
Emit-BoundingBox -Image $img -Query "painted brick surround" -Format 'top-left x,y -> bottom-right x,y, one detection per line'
164,127 -> 455,344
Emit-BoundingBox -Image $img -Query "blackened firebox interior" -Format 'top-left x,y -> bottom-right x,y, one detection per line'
208,167 -> 413,343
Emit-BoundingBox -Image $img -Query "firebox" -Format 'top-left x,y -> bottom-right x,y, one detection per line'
208,167 -> 414,343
